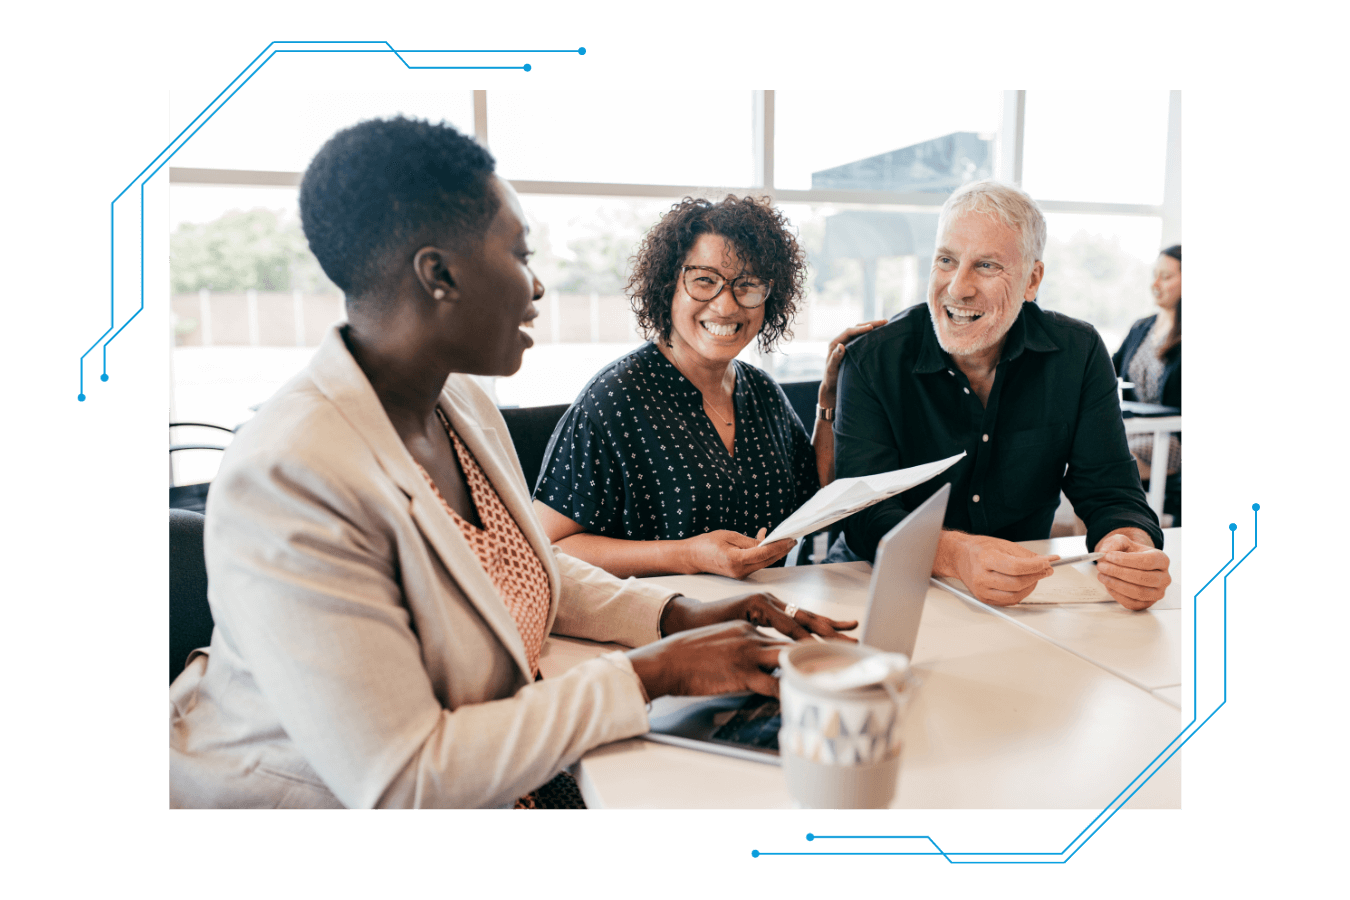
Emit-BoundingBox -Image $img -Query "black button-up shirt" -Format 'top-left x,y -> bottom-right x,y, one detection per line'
535,342 -> 818,542
835,302 -> 1162,561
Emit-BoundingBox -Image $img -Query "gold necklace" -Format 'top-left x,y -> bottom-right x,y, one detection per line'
702,395 -> 734,427
661,345 -> 735,428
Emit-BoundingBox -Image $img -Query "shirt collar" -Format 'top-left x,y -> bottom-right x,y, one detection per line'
641,341 -> 707,401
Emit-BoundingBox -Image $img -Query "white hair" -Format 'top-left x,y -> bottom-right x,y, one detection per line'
938,180 -> 1046,268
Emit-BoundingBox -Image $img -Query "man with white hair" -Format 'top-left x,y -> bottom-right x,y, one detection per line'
831,180 -> 1171,610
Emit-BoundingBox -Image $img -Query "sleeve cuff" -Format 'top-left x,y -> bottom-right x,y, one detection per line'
597,650 -> 651,707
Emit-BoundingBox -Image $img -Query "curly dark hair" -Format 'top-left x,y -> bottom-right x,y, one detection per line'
299,116 -> 499,299
626,195 -> 807,352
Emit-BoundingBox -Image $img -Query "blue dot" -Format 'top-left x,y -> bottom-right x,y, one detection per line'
750,850 -> 759,858
100,373 -> 108,382
806,833 -> 815,841
77,393 -> 86,402
523,63 -> 531,72
1228,523 -> 1236,531
1252,503 -> 1260,511
578,47 -> 586,55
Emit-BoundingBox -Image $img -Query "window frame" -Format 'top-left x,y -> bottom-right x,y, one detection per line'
168,90 -> 1181,405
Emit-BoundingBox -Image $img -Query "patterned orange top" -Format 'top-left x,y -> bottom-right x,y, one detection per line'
417,409 -> 552,677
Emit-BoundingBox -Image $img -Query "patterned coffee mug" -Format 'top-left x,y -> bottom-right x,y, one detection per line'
779,642 -> 913,808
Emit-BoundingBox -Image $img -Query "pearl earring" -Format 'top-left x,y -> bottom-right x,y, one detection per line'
433,288 -> 446,300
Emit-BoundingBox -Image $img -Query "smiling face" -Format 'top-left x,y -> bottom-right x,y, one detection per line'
927,211 -> 1044,365
667,232 -> 765,369
1151,253 -> 1181,311
442,175 -> 543,376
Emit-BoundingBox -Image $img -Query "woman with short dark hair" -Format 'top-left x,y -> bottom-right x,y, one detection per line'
169,118 -> 853,809
533,195 -> 880,578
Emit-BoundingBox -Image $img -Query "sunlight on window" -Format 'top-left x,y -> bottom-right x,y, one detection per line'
168,90 -> 1177,432
774,91 -> 1002,191
1022,91 -> 1170,205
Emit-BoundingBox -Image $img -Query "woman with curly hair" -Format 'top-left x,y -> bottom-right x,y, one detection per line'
533,195 -> 881,578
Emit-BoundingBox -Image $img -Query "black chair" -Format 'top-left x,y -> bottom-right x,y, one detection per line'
777,379 -> 820,433
170,422 -> 234,512
170,508 -> 214,683
498,403 -> 571,491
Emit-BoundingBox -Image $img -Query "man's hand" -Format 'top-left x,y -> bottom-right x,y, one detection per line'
940,532 -> 1058,606
1093,529 -> 1172,610
660,592 -> 858,642
627,621 -> 790,699
684,529 -> 795,579
819,320 -> 888,410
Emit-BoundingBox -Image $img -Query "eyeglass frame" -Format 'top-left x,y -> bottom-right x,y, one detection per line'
678,265 -> 773,309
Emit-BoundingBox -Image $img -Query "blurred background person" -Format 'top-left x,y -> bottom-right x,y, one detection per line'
1113,244 -> 1181,525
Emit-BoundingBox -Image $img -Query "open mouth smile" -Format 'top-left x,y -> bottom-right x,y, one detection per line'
943,305 -> 985,326
700,321 -> 741,338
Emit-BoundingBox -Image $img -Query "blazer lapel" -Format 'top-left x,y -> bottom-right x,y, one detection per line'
440,376 -> 563,635
306,327 -> 535,681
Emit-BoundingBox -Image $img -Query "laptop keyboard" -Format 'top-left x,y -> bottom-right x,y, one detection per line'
709,695 -> 782,751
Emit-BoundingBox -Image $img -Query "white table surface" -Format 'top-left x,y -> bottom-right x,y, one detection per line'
542,535 -> 1184,810
938,529 -> 1183,701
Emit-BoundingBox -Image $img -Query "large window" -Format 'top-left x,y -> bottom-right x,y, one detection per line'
169,90 -> 1180,485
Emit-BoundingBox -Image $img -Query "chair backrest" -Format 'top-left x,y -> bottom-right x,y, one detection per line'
777,379 -> 821,433
498,403 -> 572,492
169,508 -> 214,683
170,421 -> 235,512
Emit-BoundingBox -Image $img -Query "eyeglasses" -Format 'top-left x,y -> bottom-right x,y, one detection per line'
680,266 -> 772,309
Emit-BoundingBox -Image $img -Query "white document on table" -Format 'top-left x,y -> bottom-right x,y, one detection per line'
758,451 -> 966,545
939,563 -> 1114,605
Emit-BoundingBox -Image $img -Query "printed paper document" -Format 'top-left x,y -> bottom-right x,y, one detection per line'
758,452 -> 966,545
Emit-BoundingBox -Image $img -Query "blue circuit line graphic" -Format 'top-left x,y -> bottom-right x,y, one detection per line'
78,41 -> 585,401
752,503 -> 1260,863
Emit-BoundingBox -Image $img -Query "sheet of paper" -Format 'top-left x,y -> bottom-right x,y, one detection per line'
939,564 -> 1113,605
758,452 -> 966,545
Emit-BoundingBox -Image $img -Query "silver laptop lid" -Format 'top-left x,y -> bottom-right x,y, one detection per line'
859,482 -> 950,659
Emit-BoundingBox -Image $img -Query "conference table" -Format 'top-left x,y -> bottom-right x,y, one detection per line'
538,529 -> 1183,809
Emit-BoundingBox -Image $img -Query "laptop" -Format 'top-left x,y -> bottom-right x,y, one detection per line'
642,483 -> 951,764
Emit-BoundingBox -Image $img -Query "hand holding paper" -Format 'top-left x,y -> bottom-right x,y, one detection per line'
758,452 -> 966,545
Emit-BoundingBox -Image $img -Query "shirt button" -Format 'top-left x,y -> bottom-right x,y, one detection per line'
963,388 -> 970,395
982,434 -> 989,442
972,494 -> 980,503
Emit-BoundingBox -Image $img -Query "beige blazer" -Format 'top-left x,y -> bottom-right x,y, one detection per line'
170,326 -> 673,808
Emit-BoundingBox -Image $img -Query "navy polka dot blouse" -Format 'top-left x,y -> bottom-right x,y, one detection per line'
534,342 -> 819,542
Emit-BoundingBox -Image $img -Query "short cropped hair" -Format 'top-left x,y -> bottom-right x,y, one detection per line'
627,195 -> 807,353
938,179 -> 1047,268
299,116 -> 499,298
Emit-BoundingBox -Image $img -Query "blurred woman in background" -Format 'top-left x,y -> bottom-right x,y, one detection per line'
1113,244 -> 1181,524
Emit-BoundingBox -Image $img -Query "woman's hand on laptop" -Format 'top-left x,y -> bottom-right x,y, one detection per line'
628,621 -> 789,699
660,592 -> 859,642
